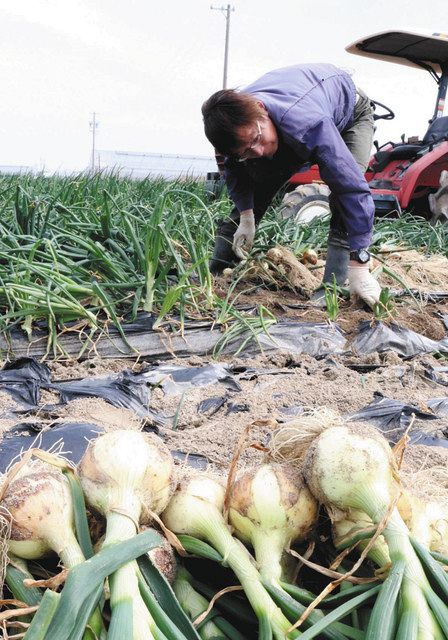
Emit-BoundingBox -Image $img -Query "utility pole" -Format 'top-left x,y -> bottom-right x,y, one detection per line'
89,112 -> 99,172
210,4 -> 235,89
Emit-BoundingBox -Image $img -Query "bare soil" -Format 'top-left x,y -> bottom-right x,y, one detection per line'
1,350 -> 447,478
213,246 -> 448,341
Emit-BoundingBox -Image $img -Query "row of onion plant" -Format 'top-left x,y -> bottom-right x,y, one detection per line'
1,172 -> 447,359
0,173 -> 284,358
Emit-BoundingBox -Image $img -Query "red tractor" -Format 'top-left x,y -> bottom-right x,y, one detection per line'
281,29 -> 448,223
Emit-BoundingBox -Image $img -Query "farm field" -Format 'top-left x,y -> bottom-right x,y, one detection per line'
1,172 -> 448,639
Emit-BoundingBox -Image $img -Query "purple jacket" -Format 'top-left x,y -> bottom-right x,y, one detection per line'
224,63 -> 374,250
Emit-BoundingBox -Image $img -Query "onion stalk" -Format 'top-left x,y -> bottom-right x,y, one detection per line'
5,553 -> 43,606
332,510 -> 391,569
303,424 -> 448,639
173,566 -> 227,640
161,473 -> 301,639
78,429 -> 175,640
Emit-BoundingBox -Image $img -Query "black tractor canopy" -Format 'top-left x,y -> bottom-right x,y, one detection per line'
346,29 -> 448,120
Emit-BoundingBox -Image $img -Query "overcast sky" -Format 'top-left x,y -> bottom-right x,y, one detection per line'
0,0 -> 447,172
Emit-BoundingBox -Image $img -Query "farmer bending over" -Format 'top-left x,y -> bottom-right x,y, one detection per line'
202,63 -> 381,308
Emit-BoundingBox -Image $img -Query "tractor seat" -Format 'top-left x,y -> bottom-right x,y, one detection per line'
371,143 -> 423,173
422,116 -> 448,144
370,116 -> 448,174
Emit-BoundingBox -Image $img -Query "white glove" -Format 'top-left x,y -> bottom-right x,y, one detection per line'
348,264 -> 382,308
233,210 -> 256,259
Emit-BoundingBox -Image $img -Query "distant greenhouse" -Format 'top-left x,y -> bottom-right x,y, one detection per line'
0,164 -> 35,175
96,150 -> 218,180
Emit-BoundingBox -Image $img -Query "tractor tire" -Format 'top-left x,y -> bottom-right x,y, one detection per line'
204,172 -> 226,200
278,183 -> 330,223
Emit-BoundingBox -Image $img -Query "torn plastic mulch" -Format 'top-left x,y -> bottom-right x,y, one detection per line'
423,365 -> 448,386
391,290 -> 448,304
0,359 -> 243,425
197,395 -> 229,416
0,359 -> 248,465
224,321 -> 347,358
0,357 -> 160,419
349,393 -> 438,429
139,363 -> 242,394
232,365 -> 296,380
47,363 -> 244,425
0,358 -> 52,408
170,450 -> 209,470
47,371 -> 163,422
350,321 -> 448,358
195,366 -> 301,415
349,392 -> 447,447
427,397 -> 448,416
0,422 -> 104,473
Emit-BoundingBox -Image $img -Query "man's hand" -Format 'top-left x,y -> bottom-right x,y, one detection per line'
233,210 -> 256,259
348,263 -> 381,308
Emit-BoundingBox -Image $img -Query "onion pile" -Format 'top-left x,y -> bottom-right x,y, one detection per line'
0,418 -> 447,640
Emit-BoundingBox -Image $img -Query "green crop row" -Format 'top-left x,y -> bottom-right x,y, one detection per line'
0,171 -> 446,358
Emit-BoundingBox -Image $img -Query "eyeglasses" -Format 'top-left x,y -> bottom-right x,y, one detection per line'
236,121 -> 262,162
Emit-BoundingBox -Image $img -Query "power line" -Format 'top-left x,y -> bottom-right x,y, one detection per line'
210,4 -> 235,89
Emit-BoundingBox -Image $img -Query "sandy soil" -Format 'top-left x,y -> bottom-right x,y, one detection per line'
1,349 -> 446,477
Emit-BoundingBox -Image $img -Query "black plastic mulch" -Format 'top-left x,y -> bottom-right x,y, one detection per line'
0,422 -> 104,473
349,392 -> 447,447
238,321 -> 348,358
351,321 -> 448,358
0,358 -> 52,408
